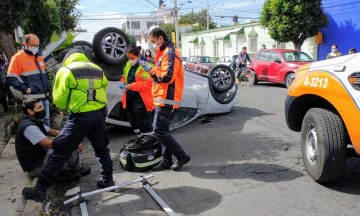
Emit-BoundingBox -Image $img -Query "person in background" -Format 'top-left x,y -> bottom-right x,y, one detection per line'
6,34 -> 51,126
260,44 -> 266,50
143,27 -> 190,172
349,48 -> 357,54
144,49 -> 155,61
15,98 -> 90,180
120,45 -> 154,137
272,44 -> 276,49
22,49 -> 114,202
326,44 -> 342,59
236,47 -> 252,85
0,51 -> 9,113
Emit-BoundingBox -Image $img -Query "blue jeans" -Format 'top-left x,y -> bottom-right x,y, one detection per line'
153,106 -> 187,162
39,99 -> 50,127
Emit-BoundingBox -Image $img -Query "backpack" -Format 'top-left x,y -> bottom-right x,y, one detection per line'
119,135 -> 162,172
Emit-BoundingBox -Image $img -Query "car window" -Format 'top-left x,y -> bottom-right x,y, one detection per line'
218,57 -> 224,62
199,56 -> 215,63
269,52 -> 282,62
256,52 -> 271,61
283,52 -> 313,62
225,56 -> 230,62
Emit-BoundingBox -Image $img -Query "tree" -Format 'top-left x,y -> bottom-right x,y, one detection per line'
179,9 -> 216,32
260,0 -> 328,50
55,0 -> 81,31
0,0 -> 31,58
160,23 -> 175,39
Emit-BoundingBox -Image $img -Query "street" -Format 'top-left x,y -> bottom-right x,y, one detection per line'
69,82 -> 360,216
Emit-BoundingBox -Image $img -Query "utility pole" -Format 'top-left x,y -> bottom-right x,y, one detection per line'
207,4 -> 209,30
174,0 -> 179,48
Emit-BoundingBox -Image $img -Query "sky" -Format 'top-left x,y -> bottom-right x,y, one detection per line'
75,0 -> 266,42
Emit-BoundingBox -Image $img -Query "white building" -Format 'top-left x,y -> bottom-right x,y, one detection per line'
121,14 -> 164,41
181,21 -> 318,60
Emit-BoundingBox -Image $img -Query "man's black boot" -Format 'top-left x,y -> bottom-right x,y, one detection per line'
171,155 -> 190,171
97,178 -> 115,189
152,160 -> 172,171
22,187 -> 46,202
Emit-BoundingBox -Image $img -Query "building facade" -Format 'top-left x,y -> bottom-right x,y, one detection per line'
318,0 -> 360,60
181,22 -> 316,60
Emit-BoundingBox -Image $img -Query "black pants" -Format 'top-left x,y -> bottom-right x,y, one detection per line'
0,83 -> 8,111
153,106 -> 187,162
36,108 -> 113,192
236,66 -> 247,80
126,97 -> 153,135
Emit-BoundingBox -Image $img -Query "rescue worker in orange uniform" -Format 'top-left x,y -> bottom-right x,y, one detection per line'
142,27 -> 190,171
7,34 -> 51,126
120,45 -> 154,137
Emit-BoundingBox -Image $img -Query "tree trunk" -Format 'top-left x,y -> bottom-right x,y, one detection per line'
0,30 -> 17,60
293,38 -> 305,51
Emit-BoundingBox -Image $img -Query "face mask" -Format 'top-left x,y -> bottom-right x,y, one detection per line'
34,109 -> 46,119
332,48 -> 337,53
129,59 -> 138,66
27,46 -> 39,55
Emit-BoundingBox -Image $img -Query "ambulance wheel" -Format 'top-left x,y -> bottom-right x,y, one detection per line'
301,108 -> 347,182
208,65 -> 235,93
92,27 -> 130,66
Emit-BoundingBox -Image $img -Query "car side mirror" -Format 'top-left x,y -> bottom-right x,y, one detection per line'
274,59 -> 282,63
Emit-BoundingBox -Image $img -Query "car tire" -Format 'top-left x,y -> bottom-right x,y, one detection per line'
285,72 -> 295,88
301,108 -> 347,183
208,65 -> 235,93
92,27 -> 130,66
248,70 -> 258,86
70,40 -> 92,48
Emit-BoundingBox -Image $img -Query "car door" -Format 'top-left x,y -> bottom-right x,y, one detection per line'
185,57 -> 195,71
267,51 -> 283,82
254,51 -> 271,80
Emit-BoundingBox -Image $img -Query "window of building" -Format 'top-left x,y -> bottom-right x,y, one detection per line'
213,43 -> 219,57
131,21 -> 140,29
277,42 -> 286,49
249,37 -> 258,53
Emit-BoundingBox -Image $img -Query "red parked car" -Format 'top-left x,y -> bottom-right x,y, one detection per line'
247,49 -> 314,88
184,56 -> 217,74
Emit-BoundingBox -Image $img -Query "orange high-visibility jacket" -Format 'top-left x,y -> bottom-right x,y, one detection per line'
120,62 -> 154,111
151,41 -> 183,109
6,50 -> 50,99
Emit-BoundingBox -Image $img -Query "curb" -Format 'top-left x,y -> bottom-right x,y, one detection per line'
0,138 -> 43,216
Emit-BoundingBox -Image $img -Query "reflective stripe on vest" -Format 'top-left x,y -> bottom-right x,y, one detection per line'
22,93 -> 50,99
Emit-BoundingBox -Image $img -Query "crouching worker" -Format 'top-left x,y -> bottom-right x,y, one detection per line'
120,45 -> 154,137
22,49 -> 114,202
15,98 -> 90,181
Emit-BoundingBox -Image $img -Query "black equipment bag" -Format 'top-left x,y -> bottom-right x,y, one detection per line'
119,135 -> 163,172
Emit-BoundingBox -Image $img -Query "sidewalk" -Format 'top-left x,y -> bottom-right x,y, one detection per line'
0,138 -> 42,216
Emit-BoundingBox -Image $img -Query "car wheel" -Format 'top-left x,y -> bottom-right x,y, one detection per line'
247,70 -> 257,86
208,65 -> 235,93
92,27 -> 130,66
70,40 -> 92,48
301,108 -> 347,182
285,72 -> 295,88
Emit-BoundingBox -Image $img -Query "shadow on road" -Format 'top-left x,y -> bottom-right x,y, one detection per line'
252,82 -> 286,89
80,186 -> 221,216
323,157 -> 360,195
189,163 -> 303,183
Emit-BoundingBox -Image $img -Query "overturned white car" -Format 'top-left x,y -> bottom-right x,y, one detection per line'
20,28 -> 238,129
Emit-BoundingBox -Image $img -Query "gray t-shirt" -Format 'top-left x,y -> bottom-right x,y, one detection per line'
24,125 -> 50,145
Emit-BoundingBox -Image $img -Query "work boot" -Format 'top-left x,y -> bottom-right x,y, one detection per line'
22,187 -> 46,202
57,172 -> 82,183
152,160 -> 172,171
171,155 -> 190,171
97,178 -> 115,189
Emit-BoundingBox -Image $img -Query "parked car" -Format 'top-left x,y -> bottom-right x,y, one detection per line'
182,56 -> 188,68
217,55 -> 238,70
247,49 -> 314,88
285,53 -> 360,182
184,55 -> 235,93
10,27 -> 237,131
184,56 -> 217,74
